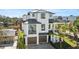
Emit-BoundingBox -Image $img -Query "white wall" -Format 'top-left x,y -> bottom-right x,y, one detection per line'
27,13 -> 37,19
36,13 -> 49,33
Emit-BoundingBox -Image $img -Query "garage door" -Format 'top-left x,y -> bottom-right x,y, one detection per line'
28,37 -> 37,44
39,36 -> 47,43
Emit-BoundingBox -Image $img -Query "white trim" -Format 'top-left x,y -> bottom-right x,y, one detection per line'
37,35 -> 39,45
47,35 -> 48,43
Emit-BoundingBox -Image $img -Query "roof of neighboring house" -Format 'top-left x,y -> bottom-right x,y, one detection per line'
49,19 -> 54,23
49,18 -> 68,23
28,9 -> 55,14
27,19 -> 41,24
49,18 -> 64,23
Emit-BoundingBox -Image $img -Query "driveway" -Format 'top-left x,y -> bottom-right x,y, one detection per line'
27,43 -> 54,49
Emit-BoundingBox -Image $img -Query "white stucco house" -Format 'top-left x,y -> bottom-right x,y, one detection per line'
22,9 -> 70,45
22,9 -> 56,45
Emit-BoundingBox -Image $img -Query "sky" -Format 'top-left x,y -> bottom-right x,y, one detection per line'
0,9 -> 79,17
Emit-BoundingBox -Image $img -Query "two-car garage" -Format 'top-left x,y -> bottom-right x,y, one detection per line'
28,33 -> 48,44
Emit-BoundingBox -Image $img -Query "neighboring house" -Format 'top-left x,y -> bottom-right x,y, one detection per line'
68,15 -> 76,22
48,16 -> 70,43
0,22 -> 17,49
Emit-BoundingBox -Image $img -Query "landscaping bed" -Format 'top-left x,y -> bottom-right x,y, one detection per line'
49,41 -> 72,49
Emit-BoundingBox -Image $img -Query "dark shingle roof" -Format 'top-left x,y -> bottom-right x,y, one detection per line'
27,19 -> 41,24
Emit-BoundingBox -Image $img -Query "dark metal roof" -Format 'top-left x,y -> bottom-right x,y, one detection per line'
27,19 -> 41,24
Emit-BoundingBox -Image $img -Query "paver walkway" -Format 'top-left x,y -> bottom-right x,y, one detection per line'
27,43 -> 54,49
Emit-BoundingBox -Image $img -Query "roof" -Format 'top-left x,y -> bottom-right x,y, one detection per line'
49,19 -> 54,23
49,18 -> 67,23
29,9 -> 55,14
39,33 -> 48,35
27,19 -> 41,24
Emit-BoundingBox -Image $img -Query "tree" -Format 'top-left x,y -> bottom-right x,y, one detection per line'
73,19 -> 79,32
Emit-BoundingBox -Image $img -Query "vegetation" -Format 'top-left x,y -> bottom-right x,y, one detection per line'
0,15 -> 18,23
73,18 -> 79,32
17,30 -> 26,49
17,37 -> 26,49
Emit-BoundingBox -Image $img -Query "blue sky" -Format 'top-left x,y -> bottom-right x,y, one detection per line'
0,9 -> 79,17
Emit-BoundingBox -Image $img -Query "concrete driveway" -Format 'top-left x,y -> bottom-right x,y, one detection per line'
27,43 -> 54,49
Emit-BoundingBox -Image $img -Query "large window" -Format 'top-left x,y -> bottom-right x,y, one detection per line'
41,13 -> 45,19
41,24 -> 45,31
28,24 -> 36,34
50,14 -> 52,17
32,13 -> 35,17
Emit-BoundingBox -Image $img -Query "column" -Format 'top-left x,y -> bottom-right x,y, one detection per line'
37,34 -> 39,45
47,35 -> 49,43
36,24 -> 39,45
22,22 -> 28,46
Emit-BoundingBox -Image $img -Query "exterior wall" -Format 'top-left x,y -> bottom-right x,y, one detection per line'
27,13 -> 37,19
36,13 -> 49,33
22,22 -> 39,45
22,22 -> 28,45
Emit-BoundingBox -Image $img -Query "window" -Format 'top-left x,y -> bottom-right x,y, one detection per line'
41,13 -> 45,19
28,24 -> 36,34
41,24 -> 45,31
50,14 -> 52,17
28,13 -> 30,15
32,13 -> 35,17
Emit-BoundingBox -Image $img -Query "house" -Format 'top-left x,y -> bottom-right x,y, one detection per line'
22,9 -> 55,45
68,15 -> 76,22
0,22 -> 18,49
22,9 -> 73,45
